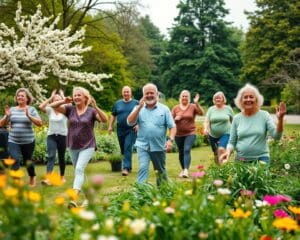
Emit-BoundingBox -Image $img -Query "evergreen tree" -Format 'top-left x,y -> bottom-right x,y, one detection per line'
241,0 -> 300,100
159,0 -> 242,104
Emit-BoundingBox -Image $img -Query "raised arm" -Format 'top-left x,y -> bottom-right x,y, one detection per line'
193,93 -> 204,115
90,97 -> 108,123
49,96 -> 72,115
276,102 -> 286,133
39,90 -> 56,113
127,97 -> 145,125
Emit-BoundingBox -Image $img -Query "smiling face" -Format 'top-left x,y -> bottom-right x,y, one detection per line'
16,91 -> 28,106
214,94 -> 224,106
73,89 -> 87,106
241,90 -> 257,110
143,85 -> 158,107
180,91 -> 190,106
122,87 -> 132,101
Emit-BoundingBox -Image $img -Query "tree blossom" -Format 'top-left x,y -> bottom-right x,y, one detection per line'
0,3 -> 111,101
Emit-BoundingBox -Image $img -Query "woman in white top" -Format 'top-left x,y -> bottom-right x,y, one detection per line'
39,90 -> 68,184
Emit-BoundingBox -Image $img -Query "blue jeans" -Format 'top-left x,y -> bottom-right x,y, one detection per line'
47,134 -> 67,176
117,129 -> 136,171
8,141 -> 35,176
208,134 -> 230,154
136,147 -> 167,186
175,135 -> 196,169
69,148 -> 95,191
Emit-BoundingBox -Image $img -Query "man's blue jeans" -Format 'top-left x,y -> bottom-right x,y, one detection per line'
117,129 -> 136,171
136,147 -> 167,186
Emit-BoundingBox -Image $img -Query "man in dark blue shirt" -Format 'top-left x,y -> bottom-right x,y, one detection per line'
108,86 -> 139,176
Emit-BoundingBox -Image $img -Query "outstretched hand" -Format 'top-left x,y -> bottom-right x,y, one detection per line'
193,93 -> 200,103
276,102 -> 286,119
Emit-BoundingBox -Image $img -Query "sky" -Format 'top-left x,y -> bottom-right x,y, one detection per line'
138,0 -> 257,36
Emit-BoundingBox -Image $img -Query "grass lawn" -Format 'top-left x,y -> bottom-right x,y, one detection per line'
34,123 -> 299,207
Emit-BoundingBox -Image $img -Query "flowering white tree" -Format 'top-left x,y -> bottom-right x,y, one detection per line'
0,2 -> 111,100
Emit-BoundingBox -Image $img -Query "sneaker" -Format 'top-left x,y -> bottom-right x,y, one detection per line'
122,169 -> 129,176
182,169 -> 189,178
41,179 -> 51,186
68,201 -> 78,209
179,171 -> 184,177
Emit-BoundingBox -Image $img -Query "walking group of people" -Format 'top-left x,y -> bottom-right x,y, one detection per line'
0,82 -> 286,199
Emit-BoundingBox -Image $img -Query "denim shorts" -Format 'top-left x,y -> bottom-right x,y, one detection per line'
208,134 -> 230,152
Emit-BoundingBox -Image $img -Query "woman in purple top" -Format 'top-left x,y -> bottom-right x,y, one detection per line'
52,87 -> 107,202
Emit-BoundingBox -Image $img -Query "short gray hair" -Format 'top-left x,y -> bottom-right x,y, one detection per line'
234,83 -> 264,110
14,88 -> 34,105
142,83 -> 158,94
213,91 -> 227,104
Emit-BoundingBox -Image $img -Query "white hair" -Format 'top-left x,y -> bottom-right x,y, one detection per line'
142,83 -> 158,94
213,91 -> 227,104
234,83 -> 264,110
179,90 -> 191,103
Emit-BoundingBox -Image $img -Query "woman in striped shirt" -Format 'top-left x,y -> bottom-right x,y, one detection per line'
0,88 -> 42,187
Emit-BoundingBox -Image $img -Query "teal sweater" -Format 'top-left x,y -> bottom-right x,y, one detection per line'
227,110 -> 282,161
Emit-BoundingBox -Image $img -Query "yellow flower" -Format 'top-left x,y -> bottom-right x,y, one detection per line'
122,200 -> 130,212
45,172 -> 63,186
70,207 -> 83,215
0,174 -> 7,188
24,190 -> 41,202
3,157 -> 15,166
66,188 -> 79,201
13,178 -> 24,187
55,197 -> 65,205
288,206 -> 300,215
272,217 -> 299,231
3,187 -> 18,198
9,169 -> 25,178
229,208 -> 252,218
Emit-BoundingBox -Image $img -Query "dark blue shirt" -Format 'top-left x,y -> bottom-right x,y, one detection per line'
112,99 -> 139,132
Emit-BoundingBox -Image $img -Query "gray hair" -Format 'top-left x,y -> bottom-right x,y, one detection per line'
73,86 -> 91,105
14,88 -> 34,105
142,83 -> 158,94
179,90 -> 191,103
234,83 -> 264,110
213,91 -> 227,104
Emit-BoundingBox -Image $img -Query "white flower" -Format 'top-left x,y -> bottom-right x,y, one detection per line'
92,223 -> 100,231
217,188 -> 231,195
97,235 -> 118,240
80,233 -> 91,240
255,200 -> 268,208
130,218 -> 147,235
284,163 -> 291,170
213,179 -> 223,187
184,189 -> 193,195
153,201 -> 160,206
104,218 -> 114,231
215,219 -> 224,225
79,210 -> 96,221
164,206 -> 175,214
123,218 -> 131,227
207,195 -> 215,201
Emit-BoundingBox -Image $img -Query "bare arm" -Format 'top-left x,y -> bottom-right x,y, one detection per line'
90,97 -> 108,123
108,115 -> 116,134
0,106 -> 10,127
276,102 -> 286,132
193,93 -> 204,115
49,97 -> 72,115
203,117 -> 210,136
165,126 -> 177,152
127,97 -> 145,125
25,107 -> 42,127
39,89 -> 57,113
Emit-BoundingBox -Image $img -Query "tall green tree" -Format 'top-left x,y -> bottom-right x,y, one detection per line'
240,0 -> 300,100
159,0 -> 242,104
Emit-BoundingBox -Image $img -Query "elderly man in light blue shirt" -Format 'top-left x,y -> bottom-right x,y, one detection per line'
127,83 -> 176,186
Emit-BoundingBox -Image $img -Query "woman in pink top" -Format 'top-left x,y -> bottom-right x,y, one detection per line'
172,90 -> 204,178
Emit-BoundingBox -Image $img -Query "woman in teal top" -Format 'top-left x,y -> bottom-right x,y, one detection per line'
220,83 -> 286,163
204,91 -> 234,164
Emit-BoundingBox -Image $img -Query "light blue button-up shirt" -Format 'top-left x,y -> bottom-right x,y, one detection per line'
129,103 -> 175,152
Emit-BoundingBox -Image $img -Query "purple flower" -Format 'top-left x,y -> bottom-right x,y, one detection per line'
274,209 -> 289,218
263,194 -> 292,206
191,171 -> 205,179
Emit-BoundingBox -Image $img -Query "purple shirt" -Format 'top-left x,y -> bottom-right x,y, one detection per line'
65,105 -> 97,149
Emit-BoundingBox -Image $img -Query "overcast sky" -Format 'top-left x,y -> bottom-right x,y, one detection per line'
138,0 -> 257,35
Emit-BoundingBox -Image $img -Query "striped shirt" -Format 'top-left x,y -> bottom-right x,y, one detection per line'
8,106 -> 41,144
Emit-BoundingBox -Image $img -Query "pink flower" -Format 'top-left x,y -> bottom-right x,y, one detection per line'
213,179 -> 223,187
90,174 -> 104,186
191,171 -> 205,179
274,209 -> 289,218
263,195 -> 292,206
240,189 -> 254,197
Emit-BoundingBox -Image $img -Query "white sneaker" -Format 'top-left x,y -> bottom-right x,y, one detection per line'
179,171 -> 184,177
182,169 -> 189,178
